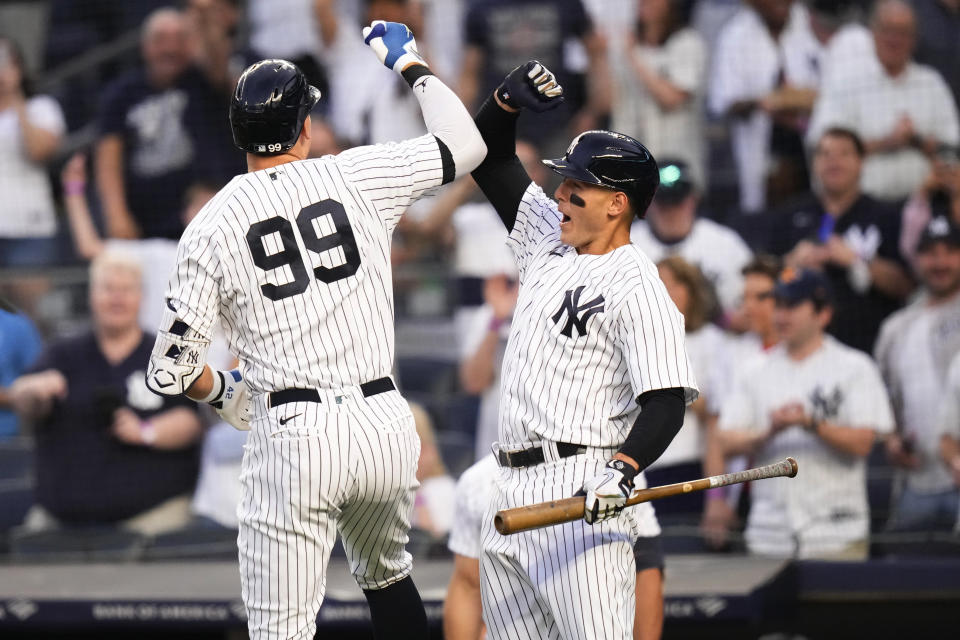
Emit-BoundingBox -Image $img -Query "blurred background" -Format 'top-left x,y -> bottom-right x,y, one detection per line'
1,0 -> 960,638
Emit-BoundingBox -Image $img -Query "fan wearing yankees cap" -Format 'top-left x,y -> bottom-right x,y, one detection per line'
629,158 -> 753,318
718,267 -> 894,559
468,60 -> 698,639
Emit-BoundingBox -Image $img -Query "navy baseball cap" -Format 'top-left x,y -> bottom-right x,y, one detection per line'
774,267 -> 833,307
917,216 -> 960,253
653,158 -> 695,206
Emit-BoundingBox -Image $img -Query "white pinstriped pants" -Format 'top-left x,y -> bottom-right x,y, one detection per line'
480,454 -> 649,640
237,387 -> 421,640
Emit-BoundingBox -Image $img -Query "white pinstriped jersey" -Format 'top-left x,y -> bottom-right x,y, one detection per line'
498,183 -> 699,449
163,134 -> 445,392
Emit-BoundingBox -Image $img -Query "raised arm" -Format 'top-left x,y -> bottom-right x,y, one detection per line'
471,61 -> 564,231
363,21 -> 486,178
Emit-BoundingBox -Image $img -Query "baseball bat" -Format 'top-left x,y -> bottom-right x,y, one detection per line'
494,457 -> 798,535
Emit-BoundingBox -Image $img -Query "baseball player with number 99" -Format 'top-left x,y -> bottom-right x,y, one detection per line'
145,21 -> 486,640
470,61 -> 698,638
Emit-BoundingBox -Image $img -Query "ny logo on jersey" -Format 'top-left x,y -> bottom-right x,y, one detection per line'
552,285 -> 605,338
809,385 -> 844,421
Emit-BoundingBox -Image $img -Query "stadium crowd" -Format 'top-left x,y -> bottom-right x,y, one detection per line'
2,0 -> 960,577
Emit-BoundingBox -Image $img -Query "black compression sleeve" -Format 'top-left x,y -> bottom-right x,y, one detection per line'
401,64 -> 433,88
470,94 -> 532,232
618,387 -> 687,471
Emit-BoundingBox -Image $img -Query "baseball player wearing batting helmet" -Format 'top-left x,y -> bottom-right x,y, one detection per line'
469,60 -> 698,639
146,22 -> 486,640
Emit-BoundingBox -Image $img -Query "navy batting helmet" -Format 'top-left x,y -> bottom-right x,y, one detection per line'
230,59 -> 321,155
543,130 -> 660,218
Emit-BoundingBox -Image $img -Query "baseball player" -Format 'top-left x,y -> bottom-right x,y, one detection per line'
145,22 -> 486,640
470,61 -> 698,639
444,454 -> 668,640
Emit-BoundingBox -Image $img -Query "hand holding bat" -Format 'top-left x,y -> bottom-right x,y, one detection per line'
494,457 -> 798,535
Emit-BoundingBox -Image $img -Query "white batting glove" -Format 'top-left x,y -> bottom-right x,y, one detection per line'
362,20 -> 427,74
581,459 -> 638,525
205,369 -> 251,431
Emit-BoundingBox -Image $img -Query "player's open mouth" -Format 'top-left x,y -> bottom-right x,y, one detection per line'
561,214 -> 571,223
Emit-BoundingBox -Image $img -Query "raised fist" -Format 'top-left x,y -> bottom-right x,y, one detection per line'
496,60 -> 564,113
362,21 -> 427,74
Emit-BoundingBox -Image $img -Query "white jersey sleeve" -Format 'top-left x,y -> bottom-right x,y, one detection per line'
447,454 -> 498,559
163,215 -> 222,338
506,183 -> 563,280
337,133 -> 448,232
616,276 -> 699,403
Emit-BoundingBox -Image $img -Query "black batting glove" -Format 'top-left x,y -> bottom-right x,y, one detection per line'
495,60 -> 564,113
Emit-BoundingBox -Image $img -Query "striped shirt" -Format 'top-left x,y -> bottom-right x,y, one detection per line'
498,183 -> 698,448
163,134 -> 445,392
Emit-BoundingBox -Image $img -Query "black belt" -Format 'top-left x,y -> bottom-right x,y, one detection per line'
269,377 -> 395,408
496,441 -> 587,469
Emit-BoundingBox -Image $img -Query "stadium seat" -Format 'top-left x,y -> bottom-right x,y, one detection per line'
142,525 -> 239,562
9,527 -> 147,563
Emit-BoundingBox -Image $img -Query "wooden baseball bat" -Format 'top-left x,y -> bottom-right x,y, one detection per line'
494,457 -> 798,535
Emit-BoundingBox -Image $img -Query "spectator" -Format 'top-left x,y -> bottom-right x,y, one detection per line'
912,0 -> 960,110
0,37 -> 65,268
409,401 -> 456,539
772,128 -> 913,353
459,272 -> 518,460
246,0 -> 335,95
875,216 -> 960,532
94,8 -> 237,241
646,256 -> 725,514
62,152 -> 221,332
718,268 -> 894,559
612,0 -> 708,188
709,0 -> 822,213
0,305 -> 43,439
10,252 -> 203,535
936,351 -> 960,532
807,0 -> 960,202
701,255 -> 782,549
900,146 -> 960,266
630,158 -> 753,317
459,0 -> 611,156
322,0 -> 429,145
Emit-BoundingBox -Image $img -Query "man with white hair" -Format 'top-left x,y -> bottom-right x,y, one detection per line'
11,252 -> 203,535
807,0 -> 960,201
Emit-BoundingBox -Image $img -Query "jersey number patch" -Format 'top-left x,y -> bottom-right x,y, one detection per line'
245,200 -> 362,301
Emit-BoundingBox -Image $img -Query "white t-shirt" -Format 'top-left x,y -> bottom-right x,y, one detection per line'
719,336 -> 894,558
412,474 -> 457,536
630,217 -> 753,313
649,323 -> 727,468
808,59 -> 960,201
191,421 -> 248,527
876,300 -> 960,493
247,0 -> 323,60
0,95 -> 65,237
612,28 -> 708,188
709,3 -> 822,212
451,201 -> 516,279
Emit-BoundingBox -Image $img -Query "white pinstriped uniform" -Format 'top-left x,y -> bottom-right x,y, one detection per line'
162,134 -> 447,639
480,183 -> 698,640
